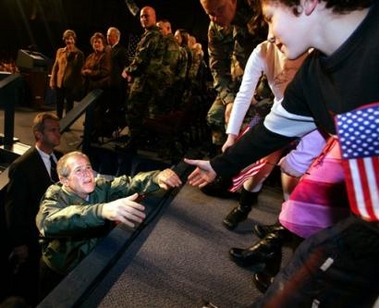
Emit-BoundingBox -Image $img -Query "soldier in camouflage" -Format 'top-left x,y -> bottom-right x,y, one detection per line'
201,0 -> 267,148
121,6 -> 170,151
156,19 -> 182,111
176,44 -> 189,102
188,35 -> 205,93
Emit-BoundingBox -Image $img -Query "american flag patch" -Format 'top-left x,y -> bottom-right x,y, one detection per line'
335,102 -> 379,221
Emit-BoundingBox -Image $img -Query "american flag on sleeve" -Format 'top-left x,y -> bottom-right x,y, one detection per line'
228,124 -> 268,193
335,102 -> 379,221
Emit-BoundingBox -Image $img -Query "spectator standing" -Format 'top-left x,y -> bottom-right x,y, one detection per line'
106,27 -> 129,133
82,32 -> 112,140
188,35 -> 205,92
50,29 -> 84,120
120,6 -> 169,152
156,19 -> 181,111
174,28 -> 194,93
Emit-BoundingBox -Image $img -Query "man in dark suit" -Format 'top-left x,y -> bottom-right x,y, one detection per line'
5,112 -> 62,306
106,27 -> 129,134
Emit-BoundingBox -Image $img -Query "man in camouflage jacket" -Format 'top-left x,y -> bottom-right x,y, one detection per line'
121,6 -> 172,150
202,0 -> 267,147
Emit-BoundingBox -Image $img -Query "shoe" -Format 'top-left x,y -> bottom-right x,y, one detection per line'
200,176 -> 237,199
222,207 -> 249,230
252,272 -> 274,293
222,189 -> 259,230
253,222 -> 288,239
229,233 -> 282,268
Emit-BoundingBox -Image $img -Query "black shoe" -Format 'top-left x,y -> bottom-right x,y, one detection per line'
200,176 -> 237,199
229,233 -> 282,268
222,207 -> 250,230
253,222 -> 292,241
253,222 -> 288,239
252,272 -> 274,293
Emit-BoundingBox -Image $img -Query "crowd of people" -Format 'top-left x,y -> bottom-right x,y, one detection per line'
1,0 -> 379,307
49,6 -> 209,152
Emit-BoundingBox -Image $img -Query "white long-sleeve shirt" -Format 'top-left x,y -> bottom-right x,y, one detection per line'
226,41 -> 309,136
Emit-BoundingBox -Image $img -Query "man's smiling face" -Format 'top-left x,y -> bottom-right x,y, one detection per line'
63,155 -> 95,199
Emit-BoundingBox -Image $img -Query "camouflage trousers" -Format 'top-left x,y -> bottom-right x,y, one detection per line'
206,94 -> 256,145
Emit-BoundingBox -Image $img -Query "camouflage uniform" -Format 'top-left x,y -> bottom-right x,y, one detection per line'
183,45 -> 193,84
207,0 -> 267,145
179,44 -> 194,105
174,46 -> 189,105
188,45 -> 204,93
158,33 -> 181,112
162,33 -> 181,84
124,25 -> 169,139
177,46 -> 189,84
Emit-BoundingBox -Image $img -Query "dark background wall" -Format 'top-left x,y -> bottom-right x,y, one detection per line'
0,0 -> 210,60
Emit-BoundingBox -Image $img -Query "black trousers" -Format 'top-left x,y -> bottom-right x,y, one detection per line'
55,87 -> 74,119
252,215 -> 379,308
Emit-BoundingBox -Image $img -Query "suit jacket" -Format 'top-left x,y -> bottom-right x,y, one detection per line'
109,43 -> 129,87
5,147 -> 63,247
82,49 -> 112,91
50,46 -> 85,92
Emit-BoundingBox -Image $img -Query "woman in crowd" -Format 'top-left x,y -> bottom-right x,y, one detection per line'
50,29 -> 84,120
82,32 -> 112,140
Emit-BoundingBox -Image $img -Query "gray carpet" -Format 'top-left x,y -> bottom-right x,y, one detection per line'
80,184 -> 290,308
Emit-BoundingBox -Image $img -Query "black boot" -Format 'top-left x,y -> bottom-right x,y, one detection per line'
250,235 -> 289,293
253,221 -> 288,239
229,231 -> 285,268
252,272 -> 275,293
222,189 -> 259,230
250,246 -> 283,292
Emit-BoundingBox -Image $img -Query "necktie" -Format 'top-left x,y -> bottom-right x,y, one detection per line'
50,155 -> 59,183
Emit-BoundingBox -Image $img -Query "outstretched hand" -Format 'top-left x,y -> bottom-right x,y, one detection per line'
184,158 -> 217,188
102,193 -> 146,227
157,168 -> 182,190
222,134 -> 237,153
